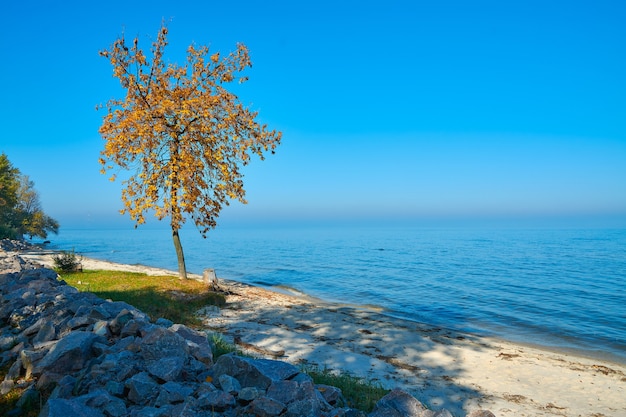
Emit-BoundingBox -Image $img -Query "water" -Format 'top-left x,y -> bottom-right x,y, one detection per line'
43,224 -> 626,364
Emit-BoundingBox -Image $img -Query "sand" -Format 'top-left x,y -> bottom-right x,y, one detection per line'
21,250 -> 626,417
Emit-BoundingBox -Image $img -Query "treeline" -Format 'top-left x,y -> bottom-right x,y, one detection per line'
0,153 -> 59,240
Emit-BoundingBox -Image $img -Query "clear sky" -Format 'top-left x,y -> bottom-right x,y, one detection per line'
1,0 -> 625,230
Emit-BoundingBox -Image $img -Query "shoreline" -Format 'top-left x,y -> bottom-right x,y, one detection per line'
16,246 -> 626,416
29,248 -> 626,366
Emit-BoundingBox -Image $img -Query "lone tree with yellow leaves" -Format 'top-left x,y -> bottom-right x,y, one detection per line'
98,24 -> 281,279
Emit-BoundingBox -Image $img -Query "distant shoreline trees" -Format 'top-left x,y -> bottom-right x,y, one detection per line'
98,23 -> 282,279
0,153 -> 59,240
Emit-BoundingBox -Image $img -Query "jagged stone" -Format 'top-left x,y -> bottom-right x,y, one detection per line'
40,398 -> 106,417
155,317 -> 173,327
246,396 -> 286,417
146,356 -> 185,381
155,381 -> 194,405
33,319 -> 57,347
196,390 -> 236,411
48,375 -> 77,399
35,331 -> 101,376
370,388 -> 427,417
76,389 -> 128,417
317,383 -> 345,406
286,398 -> 325,417
238,386 -> 263,403
109,309 -> 135,335
266,380 -> 320,406
212,353 -> 300,389
20,349 -> 46,379
126,372 -> 159,405
218,373 -> 241,394
139,327 -> 189,362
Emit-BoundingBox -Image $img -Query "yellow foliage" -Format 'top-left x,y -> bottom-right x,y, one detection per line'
98,22 -> 281,237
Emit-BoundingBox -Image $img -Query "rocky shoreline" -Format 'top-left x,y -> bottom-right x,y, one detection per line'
0,240 -> 493,417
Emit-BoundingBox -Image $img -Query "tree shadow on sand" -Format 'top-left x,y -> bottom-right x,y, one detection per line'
207,292 -> 492,416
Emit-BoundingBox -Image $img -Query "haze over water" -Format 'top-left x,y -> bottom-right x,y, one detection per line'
45,222 -> 626,364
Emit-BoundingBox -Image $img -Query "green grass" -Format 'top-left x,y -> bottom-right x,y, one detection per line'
304,366 -> 389,412
58,270 -> 226,327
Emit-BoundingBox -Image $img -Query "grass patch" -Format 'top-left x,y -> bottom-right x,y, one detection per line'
304,366 -> 389,412
58,270 -> 225,327
0,365 -> 39,417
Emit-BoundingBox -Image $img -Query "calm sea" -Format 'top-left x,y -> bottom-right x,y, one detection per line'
43,224 -> 626,364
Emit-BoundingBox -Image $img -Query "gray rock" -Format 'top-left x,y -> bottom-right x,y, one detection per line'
286,398 -> 324,417
146,356 -> 184,382
109,309 -> 135,335
48,375 -> 77,399
266,380 -> 319,405
238,386 -> 263,403
370,388 -> 427,417
156,381 -> 194,405
105,380 -> 125,397
139,327 -> 189,361
126,372 -> 159,405
35,331 -> 100,376
20,349 -> 46,379
196,390 -> 236,411
155,317 -> 174,327
218,373 -> 241,394
92,320 -> 110,337
317,384 -> 345,406
33,319 -> 57,347
40,398 -> 105,417
212,353 -> 300,389
76,389 -> 127,417
247,396 -> 287,417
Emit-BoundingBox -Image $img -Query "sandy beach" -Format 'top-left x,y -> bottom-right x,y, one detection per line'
22,250 -> 626,417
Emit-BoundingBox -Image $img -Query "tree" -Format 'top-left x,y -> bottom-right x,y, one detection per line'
17,175 -> 60,239
98,23 -> 282,279
0,153 -> 20,238
0,153 -> 59,240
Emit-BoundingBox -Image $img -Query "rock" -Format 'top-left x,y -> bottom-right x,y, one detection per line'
238,386 -> 263,403
126,372 -> 159,405
155,317 -> 173,327
218,373 -> 241,394
146,356 -> 185,382
317,383 -> 345,406
108,309 -> 135,335
40,398 -> 105,417
33,319 -> 57,347
35,331 -> 100,376
196,390 -> 236,411
370,388 -> 427,417
247,396 -> 287,417
139,327 -> 188,361
212,353 -> 300,389
156,381 -> 194,405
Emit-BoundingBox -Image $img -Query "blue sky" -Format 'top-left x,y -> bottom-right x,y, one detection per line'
1,0 -> 625,230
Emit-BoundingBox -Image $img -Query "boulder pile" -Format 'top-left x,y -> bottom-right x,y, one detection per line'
0,241 -> 494,417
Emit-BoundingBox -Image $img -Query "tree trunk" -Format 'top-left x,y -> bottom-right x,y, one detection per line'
172,227 -> 187,279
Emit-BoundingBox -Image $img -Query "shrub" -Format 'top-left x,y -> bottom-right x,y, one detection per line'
52,250 -> 82,272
